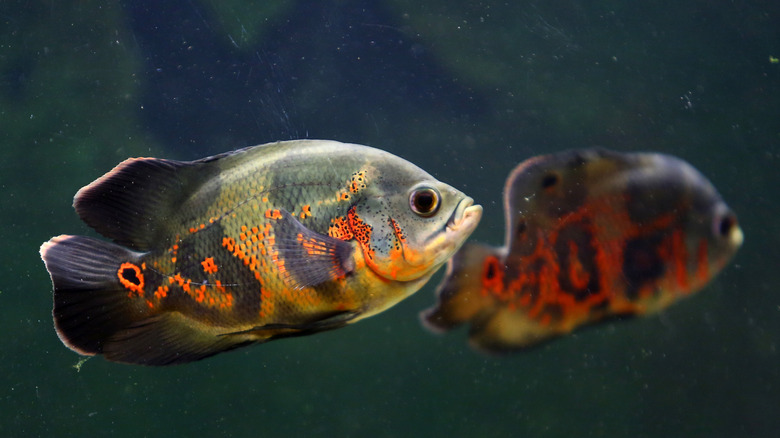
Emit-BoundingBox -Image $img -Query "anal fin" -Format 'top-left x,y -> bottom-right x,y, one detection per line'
103,314 -> 257,366
223,310 -> 360,339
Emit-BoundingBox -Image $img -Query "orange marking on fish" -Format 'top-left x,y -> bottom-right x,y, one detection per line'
154,285 -> 169,299
567,241 -> 591,290
480,256 -> 504,295
259,287 -> 274,318
347,206 -> 372,251
221,293 -> 234,309
674,230 -> 689,290
329,216 -> 353,240
389,217 -> 406,243
201,257 -> 218,274
117,262 -> 144,297
659,229 -> 689,291
264,209 -> 282,219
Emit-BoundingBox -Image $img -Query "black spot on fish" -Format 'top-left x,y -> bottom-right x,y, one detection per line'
515,219 -> 527,236
622,235 -> 665,299
120,266 -> 142,286
541,172 -> 559,190
484,258 -> 497,280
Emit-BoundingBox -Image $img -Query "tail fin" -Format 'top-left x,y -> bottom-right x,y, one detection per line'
421,242 -> 560,353
40,235 -> 153,358
41,235 -> 251,365
420,242 -> 500,333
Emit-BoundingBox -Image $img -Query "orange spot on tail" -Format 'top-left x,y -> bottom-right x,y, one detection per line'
117,262 -> 145,297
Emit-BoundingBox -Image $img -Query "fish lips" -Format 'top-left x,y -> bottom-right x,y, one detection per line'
446,197 -> 482,239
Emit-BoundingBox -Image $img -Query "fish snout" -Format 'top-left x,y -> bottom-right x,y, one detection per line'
712,204 -> 743,250
447,197 -> 483,236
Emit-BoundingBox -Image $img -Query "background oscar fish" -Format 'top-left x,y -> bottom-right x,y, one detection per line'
422,148 -> 742,353
41,139 -> 482,365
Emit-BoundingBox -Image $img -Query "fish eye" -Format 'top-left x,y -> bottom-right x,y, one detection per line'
409,187 -> 441,217
541,172 -> 560,190
714,212 -> 738,239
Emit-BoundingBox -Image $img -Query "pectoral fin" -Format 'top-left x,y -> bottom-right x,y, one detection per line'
271,209 -> 355,289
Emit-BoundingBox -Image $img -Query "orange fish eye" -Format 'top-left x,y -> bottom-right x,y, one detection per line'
409,187 -> 440,217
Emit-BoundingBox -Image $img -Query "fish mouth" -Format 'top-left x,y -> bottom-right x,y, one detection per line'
446,197 -> 482,237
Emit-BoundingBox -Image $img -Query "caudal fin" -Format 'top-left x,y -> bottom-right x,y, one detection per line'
40,235 -> 152,357
420,242 -> 501,334
41,235 -> 251,365
421,242 -> 562,353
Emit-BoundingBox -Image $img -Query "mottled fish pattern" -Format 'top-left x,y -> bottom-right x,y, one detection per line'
422,149 -> 742,352
41,140 -> 482,365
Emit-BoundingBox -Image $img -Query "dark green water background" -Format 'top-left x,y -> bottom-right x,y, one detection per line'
2,1 -> 778,436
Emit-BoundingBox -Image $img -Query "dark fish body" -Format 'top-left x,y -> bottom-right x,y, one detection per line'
41,140 -> 482,365
422,149 -> 742,352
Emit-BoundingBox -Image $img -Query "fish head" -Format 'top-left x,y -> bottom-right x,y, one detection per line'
349,161 -> 482,282
618,153 -> 744,299
662,157 -> 743,290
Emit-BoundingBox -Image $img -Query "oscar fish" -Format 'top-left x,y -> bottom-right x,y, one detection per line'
422,148 -> 742,352
40,139 -> 482,365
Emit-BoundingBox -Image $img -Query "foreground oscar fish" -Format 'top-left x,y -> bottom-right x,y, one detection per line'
41,139 -> 482,365
422,149 -> 742,352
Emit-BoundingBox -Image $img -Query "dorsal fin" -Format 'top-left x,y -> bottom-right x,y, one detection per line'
74,156 -> 218,251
